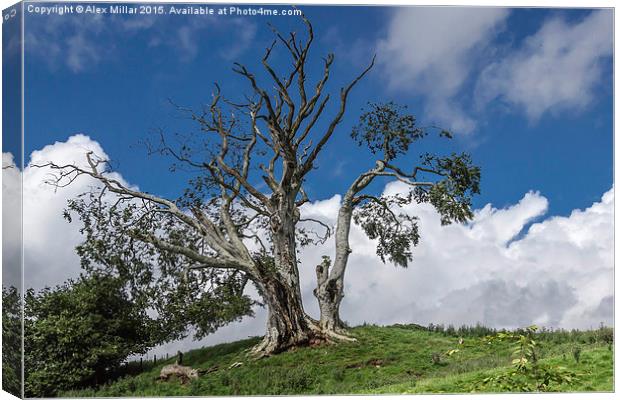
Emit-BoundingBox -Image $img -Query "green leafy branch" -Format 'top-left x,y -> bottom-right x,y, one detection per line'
475,325 -> 579,392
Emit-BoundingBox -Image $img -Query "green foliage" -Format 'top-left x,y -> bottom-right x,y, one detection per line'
2,286 -> 22,397
415,152 -> 481,225
353,194 -> 419,267
572,346 -> 582,363
475,325 -> 580,392
350,102 -> 481,266
427,322 -> 497,338
24,275 -> 160,397
351,102 -> 425,161
478,363 -> 578,392
596,325 -> 613,345
61,324 -> 612,397
66,191 -> 255,342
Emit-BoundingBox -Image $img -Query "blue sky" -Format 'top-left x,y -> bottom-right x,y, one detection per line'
2,2 -> 21,165
22,5 -> 613,217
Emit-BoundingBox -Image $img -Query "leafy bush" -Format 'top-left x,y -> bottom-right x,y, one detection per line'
24,275 -> 160,397
475,325 -> 579,392
2,286 -> 22,397
572,346 -> 581,363
597,326 -> 613,345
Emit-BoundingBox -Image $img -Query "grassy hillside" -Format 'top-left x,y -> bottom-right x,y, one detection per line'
63,324 -> 613,396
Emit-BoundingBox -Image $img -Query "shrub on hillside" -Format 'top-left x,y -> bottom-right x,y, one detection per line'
24,275 -> 159,397
2,286 -> 22,397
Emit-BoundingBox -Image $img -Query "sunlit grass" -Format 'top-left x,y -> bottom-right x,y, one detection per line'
61,324 -> 613,397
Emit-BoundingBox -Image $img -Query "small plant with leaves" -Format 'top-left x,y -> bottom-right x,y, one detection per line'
572,346 -> 581,364
444,336 -> 464,358
475,325 -> 579,392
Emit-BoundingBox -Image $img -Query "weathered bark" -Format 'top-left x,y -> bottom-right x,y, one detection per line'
314,162 -> 385,338
251,194 -> 317,355
313,202 -> 354,338
252,275 -> 314,355
312,204 -> 356,342
314,258 -> 345,332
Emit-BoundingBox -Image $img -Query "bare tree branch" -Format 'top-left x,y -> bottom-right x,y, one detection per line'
299,56 -> 376,177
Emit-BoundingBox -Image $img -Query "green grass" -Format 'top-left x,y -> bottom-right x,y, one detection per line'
61,324 -> 613,397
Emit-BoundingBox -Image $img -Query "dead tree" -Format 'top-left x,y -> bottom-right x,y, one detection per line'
36,17 -> 479,355
159,364 -> 199,384
37,15 -> 373,356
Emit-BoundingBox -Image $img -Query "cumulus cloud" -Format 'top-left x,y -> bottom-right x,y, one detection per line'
470,191 -> 548,245
475,10 -> 613,121
296,181 -> 613,331
3,153 -> 22,289
376,7 -> 509,134
19,135 -> 132,289
375,8 -> 612,131
5,135 -> 613,356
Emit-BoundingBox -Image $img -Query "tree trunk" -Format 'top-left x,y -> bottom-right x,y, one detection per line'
313,201 -> 357,342
252,195 -> 317,355
313,163 -> 385,340
252,274 -> 315,355
314,266 -> 356,343
314,258 -> 346,332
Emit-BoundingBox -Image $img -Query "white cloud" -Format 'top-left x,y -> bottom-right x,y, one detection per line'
177,25 -> 200,62
5,135 -> 613,356
171,18 -> 257,62
3,153 -> 22,289
20,134 -> 131,289
66,34 -> 101,72
376,7 -> 509,134
296,181 -> 613,331
475,10 -> 613,121
25,14 -> 106,73
470,191 -> 548,246
375,8 -> 612,131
